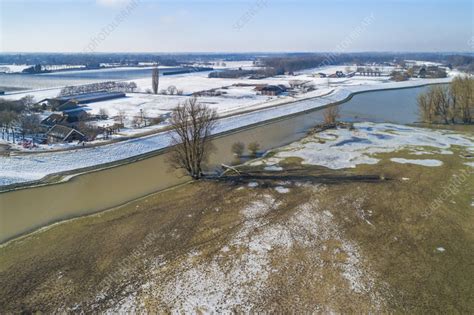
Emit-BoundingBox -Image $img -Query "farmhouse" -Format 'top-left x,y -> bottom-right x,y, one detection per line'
46,125 -> 86,143
255,85 -> 287,96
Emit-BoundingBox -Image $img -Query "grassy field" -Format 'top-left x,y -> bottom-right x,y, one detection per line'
0,126 -> 473,313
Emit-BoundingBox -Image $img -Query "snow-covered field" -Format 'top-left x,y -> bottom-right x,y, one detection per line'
250,122 -> 474,170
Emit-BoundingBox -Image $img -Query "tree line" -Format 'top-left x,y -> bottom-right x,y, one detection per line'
0,97 -> 41,144
59,81 -> 138,97
418,76 -> 473,124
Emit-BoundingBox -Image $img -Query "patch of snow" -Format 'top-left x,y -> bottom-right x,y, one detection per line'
274,186 -> 290,194
241,195 -> 275,219
390,158 -> 443,167
439,150 -> 454,155
436,247 -> 446,252
248,182 -> 259,188
271,122 -> 471,169
264,165 -> 283,172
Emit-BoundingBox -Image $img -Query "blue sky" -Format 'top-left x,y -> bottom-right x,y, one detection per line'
0,0 -> 472,53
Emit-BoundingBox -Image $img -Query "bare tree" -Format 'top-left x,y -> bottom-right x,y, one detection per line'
168,97 -> 218,179
451,76 -> 473,124
152,67 -> 159,95
20,95 -> 35,110
231,142 -> 245,158
323,105 -> 340,125
432,85 -> 451,124
129,82 -> 138,93
418,92 -> 435,123
167,85 -> 178,95
248,142 -> 260,158
0,111 -> 18,142
98,108 -> 109,118
115,110 -> 126,127
19,113 -> 41,140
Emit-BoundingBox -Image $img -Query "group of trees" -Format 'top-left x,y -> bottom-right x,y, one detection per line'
231,141 -> 261,159
59,81 -> 138,97
0,97 -> 41,143
418,76 -> 473,124
161,85 -> 183,95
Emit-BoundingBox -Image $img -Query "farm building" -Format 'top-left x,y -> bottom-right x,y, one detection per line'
41,109 -> 89,128
46,125 -> 86,143
47,91 -> 126,110
40,113 -> 68,128
255,85 -> 287,96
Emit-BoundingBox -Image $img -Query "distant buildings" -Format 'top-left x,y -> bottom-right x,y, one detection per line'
37,92 -> 127,144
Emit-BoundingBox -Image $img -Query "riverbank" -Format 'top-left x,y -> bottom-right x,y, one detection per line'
1,126 -> 473,312
0,77 -> 452,189
0,119 -> 472,244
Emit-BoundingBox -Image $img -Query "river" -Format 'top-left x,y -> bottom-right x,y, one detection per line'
0,85 -> 437,243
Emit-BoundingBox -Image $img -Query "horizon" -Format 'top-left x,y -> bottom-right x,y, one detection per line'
1,0 -> 473,53
0,51 -> 473,54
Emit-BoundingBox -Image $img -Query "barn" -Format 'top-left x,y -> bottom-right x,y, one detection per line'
48,91 -> 126,110
46,125 -> 86,143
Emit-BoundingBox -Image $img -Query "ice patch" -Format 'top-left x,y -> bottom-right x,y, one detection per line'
390,158 -> 443,167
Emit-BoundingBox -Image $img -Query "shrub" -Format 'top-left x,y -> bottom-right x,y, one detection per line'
323,106 -> 340,125
248,142 -> 260,157
231,142 -> 245,157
